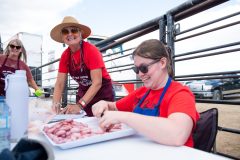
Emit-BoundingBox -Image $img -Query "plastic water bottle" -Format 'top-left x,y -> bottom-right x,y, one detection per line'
5,70 -> 29,143
0,96 -> 11,152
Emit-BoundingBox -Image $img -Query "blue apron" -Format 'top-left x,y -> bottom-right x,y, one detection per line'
133,77 -> 172,116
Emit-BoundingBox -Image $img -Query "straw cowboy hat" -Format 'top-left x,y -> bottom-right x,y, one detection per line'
50,16 -> 91,43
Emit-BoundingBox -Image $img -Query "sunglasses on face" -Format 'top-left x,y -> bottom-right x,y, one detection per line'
61,28 -> 79,35
132,59 -> 160,74
9,44 -> 21,50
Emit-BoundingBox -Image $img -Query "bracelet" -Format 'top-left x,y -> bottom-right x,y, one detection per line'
78,99 -> 87,108
77,103 -> 84,110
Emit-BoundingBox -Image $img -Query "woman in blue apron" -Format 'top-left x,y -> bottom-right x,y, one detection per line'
92,39 -> 199,147
51,16 -> 114,116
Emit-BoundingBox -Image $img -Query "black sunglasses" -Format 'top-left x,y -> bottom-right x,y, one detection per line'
61,28 -> 79,35
132,59 -> 160,74
9,44 -> 21,50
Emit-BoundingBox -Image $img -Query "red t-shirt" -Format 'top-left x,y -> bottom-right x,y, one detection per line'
58,41 -> 111,79
116,80 -> 199,147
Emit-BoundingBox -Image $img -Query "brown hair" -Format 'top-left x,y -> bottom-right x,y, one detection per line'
3,39 -> 27,62
132,39 -> 173,77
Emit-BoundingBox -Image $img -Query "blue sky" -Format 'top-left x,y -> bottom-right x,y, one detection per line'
0,0 -> 239,76
0,0 -> 185,46
64,0 -> 186,36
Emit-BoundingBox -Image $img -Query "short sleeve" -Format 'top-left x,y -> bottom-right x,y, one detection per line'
168,90 -> 199,126
83,42 -> 105,70
58,49 -> 69,73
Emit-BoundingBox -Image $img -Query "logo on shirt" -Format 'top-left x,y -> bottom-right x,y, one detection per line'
0,71 -> 14,81
3,70 -> 14,77
79,76 -> 92,86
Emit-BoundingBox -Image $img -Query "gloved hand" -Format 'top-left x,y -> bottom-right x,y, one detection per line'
34,89 -> 43,97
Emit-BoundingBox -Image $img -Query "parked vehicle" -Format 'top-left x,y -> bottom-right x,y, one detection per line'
181,81 -> 192,86
186,78 -> 240,100
221,78 -> 240,98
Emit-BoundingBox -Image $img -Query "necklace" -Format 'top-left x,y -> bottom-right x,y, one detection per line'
70,50 -> 80,70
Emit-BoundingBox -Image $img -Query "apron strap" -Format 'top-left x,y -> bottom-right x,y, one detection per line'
155,77 -> 172,107
2,55 -> 9,67
1,55 -> 20,70
134,77 -> 172,116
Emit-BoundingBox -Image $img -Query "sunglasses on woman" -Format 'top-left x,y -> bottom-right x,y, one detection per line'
132,59 -> 160,74
9,44 -> 21,50
61,28 -> 79,35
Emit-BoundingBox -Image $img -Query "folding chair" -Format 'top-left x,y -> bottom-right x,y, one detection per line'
193,108 -> 218,152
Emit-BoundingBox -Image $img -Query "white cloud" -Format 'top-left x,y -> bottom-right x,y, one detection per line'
0,0 -> 85,62
0,0 -> 82,41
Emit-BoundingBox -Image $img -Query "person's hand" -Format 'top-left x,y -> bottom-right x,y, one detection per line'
51,102 -> 61,114
34,89 -> 44,97
92,100 -> 109,118
98,111 -> 123,131
65,104 -> 81,114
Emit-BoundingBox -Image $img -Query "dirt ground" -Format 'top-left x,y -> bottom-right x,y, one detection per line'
196,103 -> 240,159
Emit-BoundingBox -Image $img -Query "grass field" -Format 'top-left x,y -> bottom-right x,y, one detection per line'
196,103 -> 240,159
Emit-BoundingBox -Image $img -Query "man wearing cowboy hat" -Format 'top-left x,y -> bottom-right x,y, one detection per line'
51,16 -> 114,116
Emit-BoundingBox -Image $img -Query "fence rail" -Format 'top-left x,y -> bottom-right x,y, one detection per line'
31,0 -> 239,159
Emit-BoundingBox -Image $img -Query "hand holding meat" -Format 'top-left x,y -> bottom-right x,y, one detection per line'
92,100 -> 110,118
98,111 -> 126,131
65,104 -> 81,114
92,100 -> 117,118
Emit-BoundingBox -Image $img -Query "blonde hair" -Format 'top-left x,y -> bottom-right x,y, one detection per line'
3,39 -> 27,62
